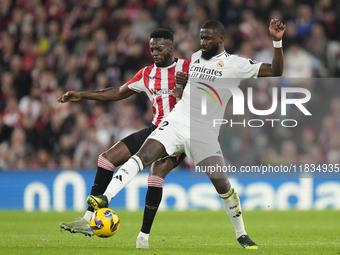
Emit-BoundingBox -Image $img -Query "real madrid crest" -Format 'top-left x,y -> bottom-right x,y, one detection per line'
217,60 -> 224,67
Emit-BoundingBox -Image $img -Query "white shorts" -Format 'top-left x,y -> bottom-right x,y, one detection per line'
148,112 -> 223,165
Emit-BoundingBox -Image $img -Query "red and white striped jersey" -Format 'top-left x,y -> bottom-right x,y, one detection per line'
126,58 -> 190,126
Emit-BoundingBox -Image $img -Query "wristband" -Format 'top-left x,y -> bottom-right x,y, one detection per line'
273,40 -> 282,48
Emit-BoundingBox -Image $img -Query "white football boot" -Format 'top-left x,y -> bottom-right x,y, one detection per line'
60,217 -> 93,237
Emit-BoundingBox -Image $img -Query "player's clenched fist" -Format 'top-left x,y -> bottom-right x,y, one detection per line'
175,71 -> 187,86
57,91 -> 82,103
171,87 -> 183,100
269,18 -> 286,41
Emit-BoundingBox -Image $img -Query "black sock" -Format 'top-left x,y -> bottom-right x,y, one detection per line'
87,167 -> 114,212
141,186 -> 163,234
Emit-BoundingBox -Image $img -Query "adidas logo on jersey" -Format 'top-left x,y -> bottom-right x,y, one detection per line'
149,76 -> 155,80
114,175 -> 122,181
194,59 -> 200,64
248,59 -> 257,65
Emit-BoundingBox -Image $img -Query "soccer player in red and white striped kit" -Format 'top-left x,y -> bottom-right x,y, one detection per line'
58,29 -> 190,247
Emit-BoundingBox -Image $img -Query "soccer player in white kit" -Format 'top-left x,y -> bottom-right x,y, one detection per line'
88,19 -> 286,249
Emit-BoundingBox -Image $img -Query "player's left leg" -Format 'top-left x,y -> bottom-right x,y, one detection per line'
136,154 -> 185,249
198,156 -> 258,249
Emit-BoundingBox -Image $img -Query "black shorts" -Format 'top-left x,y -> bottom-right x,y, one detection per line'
121,124 -> 185,168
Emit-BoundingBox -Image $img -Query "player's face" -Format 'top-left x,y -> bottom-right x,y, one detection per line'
149,38 -> 174,67
200,29 -> 223,60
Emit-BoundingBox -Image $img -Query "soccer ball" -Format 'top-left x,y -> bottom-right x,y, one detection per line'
90,208 -> 120,238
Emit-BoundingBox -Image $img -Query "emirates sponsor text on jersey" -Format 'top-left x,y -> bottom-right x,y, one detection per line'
189,64 -> 223,82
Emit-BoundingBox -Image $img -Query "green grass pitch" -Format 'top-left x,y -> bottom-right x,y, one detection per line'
0,210 -> 339,255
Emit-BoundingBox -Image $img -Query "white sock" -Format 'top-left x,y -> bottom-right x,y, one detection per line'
137,231 -> 149,240
104,155 -> 144,201
83,210 -> 93,223
220,188 -> 247,238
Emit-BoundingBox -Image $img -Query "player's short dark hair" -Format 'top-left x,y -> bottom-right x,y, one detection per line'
150,28 -> 174,42
201,20 -> 225,35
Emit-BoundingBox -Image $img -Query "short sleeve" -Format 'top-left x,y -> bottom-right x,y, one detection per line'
233,56 -> 262,79
126,68 -> 145,93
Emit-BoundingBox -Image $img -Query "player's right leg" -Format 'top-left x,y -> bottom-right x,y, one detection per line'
60,141 -> 131,236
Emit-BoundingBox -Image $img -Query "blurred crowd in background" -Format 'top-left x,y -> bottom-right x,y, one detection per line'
1,0 -> 340,170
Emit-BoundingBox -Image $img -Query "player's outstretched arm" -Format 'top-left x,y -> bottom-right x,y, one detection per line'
57,84 -> 136,103
258,19 -> 286,77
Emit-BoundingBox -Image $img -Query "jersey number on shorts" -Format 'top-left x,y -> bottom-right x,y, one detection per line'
158,121 -> 169,130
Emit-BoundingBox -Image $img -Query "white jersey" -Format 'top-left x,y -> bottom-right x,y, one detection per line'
174,50 -> 262,130
149,50 -> 262,164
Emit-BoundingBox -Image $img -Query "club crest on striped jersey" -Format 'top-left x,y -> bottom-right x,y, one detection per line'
217,61 -> 224,67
